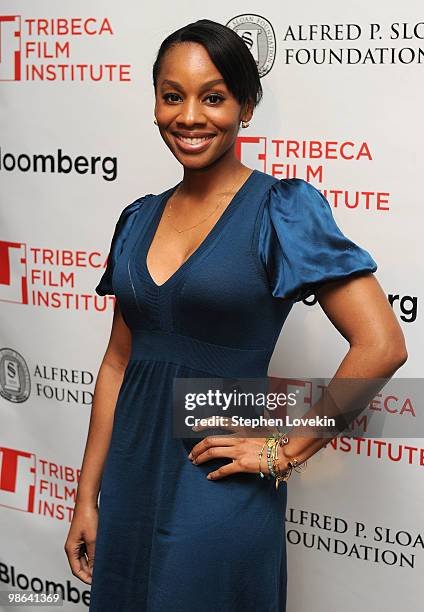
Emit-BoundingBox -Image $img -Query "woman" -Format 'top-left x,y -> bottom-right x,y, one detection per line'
64,19 -> 407,612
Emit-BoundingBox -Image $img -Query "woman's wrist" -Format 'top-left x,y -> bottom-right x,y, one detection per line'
76,485 -> 100,509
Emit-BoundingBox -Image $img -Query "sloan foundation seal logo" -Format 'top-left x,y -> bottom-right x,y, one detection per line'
226,14 -> 276,77
0,348 -> 31,403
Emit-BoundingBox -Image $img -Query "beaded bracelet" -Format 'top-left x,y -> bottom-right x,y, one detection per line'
258,433 -> 287,481
257,431 -> 307,489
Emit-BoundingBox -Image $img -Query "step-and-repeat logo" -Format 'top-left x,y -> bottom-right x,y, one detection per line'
226,13 -> 424,69
0,239 -> 112,311
0,147 -> 118,181
0,346 -> 94,403
0,15 -> 131,82
0,348 -> 30,403
226,14 -> 276,77
0,446 -> 80,520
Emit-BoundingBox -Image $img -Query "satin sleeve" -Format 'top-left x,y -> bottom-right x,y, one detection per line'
95,196 -> 148,296
258,178 -> 378,302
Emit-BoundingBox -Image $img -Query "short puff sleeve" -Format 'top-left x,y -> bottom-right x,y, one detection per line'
258,179 -> 377,302
95,196 -> 148,295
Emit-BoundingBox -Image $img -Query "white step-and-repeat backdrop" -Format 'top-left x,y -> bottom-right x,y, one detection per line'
1,2 -> 422,610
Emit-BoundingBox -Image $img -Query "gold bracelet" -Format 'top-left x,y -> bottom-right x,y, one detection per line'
258,439 -> 267,479
273,434 -> 308,489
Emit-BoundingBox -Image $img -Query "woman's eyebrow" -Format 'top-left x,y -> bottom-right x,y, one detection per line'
160,78 -> 226,91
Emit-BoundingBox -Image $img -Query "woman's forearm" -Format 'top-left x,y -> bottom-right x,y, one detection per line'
75,361 -> 126,509
277,342 -> 408,468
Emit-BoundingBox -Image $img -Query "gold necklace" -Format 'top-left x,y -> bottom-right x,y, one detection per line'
166,195 -> 222,233
165,174 -> 247,234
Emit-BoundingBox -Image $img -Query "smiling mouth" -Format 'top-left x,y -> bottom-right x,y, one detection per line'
172,133 -> 216,153
175,135 -> 215,144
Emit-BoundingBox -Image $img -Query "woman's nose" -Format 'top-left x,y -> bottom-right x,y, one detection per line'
177,100 -> 206,126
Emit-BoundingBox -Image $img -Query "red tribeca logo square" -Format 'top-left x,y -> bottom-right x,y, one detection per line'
0,16 -> 21,81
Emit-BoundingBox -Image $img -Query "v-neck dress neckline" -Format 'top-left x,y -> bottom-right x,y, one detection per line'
142,169 -> 259,290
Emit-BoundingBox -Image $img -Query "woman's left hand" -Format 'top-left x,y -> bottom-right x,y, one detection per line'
188,421 -> 273,480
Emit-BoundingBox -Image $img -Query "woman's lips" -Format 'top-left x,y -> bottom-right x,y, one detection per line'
172,134 -> 216,154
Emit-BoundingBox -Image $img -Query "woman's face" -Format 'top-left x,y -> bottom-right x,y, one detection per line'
154,42 -> 252,170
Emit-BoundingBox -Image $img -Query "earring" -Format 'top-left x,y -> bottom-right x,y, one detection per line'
154,118 -> 158,125
241,120 -> 250,128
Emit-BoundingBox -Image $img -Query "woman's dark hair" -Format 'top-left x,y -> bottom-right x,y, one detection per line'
152,19 -> 263,110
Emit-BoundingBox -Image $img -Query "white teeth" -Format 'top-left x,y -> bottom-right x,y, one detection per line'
177,136 -> 213,144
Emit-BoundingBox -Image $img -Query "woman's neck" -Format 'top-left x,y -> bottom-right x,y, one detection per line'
178,156 -> 252,200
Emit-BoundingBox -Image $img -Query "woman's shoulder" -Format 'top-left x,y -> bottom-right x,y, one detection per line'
113,193 -> 151,232
104,183 -> 173,250
253,171 -> 316,206
122,190 -> 156,212
259,176 -> 346,230
262,174 -> 321,202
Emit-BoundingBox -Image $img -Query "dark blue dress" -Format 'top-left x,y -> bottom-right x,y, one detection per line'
89,169 -> 377,612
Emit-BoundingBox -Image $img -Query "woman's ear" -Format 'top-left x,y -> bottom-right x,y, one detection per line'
241,98 -> 255,123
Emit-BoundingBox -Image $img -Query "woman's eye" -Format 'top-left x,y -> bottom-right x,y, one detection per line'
163,93 -> 180,103
162,93 -> 224,104
206,94 -> 224,104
